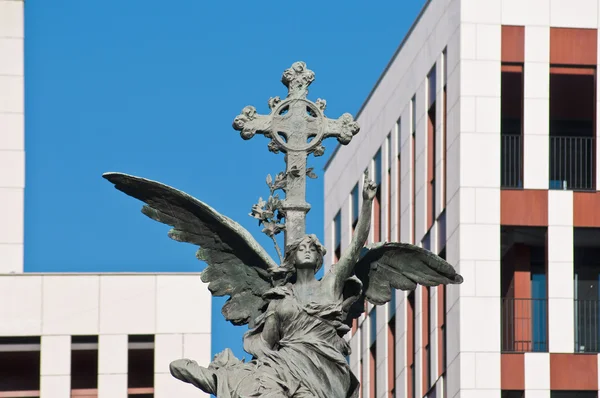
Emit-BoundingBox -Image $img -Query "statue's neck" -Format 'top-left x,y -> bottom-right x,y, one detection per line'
295,268 -> 316,286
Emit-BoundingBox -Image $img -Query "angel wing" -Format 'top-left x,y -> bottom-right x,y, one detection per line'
344,242 -> 463,324
103,172 -> 279,327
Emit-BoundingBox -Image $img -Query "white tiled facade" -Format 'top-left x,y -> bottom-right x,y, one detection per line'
0,0 -> 25,274
325,0 -> 600,397
0,4 -> 212,397
0,273 -> 211,397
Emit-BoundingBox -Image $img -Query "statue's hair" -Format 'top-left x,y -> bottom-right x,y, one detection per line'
280,234 -> 327,275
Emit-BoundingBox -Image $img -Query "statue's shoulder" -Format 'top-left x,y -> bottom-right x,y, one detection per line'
263,284 -> 293,300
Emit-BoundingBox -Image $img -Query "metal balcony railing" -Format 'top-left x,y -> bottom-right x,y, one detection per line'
575,299 -> 600,353
501,134 -> 523,188
501,298 -> 548,352
549,136 -> 595,191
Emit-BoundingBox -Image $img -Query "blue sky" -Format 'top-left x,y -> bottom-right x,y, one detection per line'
24,0 -> 427,360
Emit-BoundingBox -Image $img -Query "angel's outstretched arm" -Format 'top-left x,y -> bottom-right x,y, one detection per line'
332,173 -> 378,294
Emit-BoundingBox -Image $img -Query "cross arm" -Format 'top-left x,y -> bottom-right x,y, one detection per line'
233,106 -> 273,140
323,113 -> 360,145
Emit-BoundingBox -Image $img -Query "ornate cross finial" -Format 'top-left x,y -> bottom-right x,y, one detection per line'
282,61 -> 315,99
233,61 -> 360,247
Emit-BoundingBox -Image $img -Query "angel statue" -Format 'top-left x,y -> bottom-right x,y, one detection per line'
103,61 -> 462,398
103,171 -> 462,398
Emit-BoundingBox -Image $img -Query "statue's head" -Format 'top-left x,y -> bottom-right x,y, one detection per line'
280,234 -> 326,274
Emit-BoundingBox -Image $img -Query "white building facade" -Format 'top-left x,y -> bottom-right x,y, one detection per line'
324,0 -> 600,397
0,3 -> 211,397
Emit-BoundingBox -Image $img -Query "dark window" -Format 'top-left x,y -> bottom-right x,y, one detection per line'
370,308 -> 377,346
397,118 -> 402,157
428,66 -> 437,108
502,391 -> 524,398
387,134 -> 392,171
551,392 -> 597,398
351,185 -> 359,228
334,210 -> 342,260
411,96 -> 416,135
411,95 -> 416,244
549,68 -> 596,191
389,292 -> 396,321
574,228 -> 600,353
374,149 -> 382,186
71,335 -> 98,390
501,65 -> 524,188
0,336 -> 40,394
408,292 -> 416,398
128,335 -> 154,391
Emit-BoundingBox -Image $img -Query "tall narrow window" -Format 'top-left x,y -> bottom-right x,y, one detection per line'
442,48 -> 448,209
408,292 -> 416,398
351,184 -> 359,230
388,293 -> 396,398
422,286 -> 431,392
501,26 -> 525,189
334,210 -> 342,261
427,66 -> 437,231
387,134 -> 392,241
411,95 -> 417,244
127,335 -> 155,396
71,336 -> 98,395
397,118 -> 402,242
501,64 -> 524,189
369,308 -> 377,398
374,149 -> 383,242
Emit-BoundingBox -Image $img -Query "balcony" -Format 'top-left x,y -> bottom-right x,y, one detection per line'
501,297 -> 548,352
501,134 -> 523,188
575,299 -> 600,353
549,135 -> 595,191
501,134 -> 595,190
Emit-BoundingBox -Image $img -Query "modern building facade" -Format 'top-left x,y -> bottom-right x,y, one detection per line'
0,273 -> 211,398
324,0 -> 600,397
0,2 -> 211,397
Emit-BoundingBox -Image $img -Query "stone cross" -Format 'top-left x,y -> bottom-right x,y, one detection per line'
233,61 -> 360,247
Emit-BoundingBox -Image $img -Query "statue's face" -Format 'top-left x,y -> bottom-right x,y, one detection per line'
295,238 -> 319,270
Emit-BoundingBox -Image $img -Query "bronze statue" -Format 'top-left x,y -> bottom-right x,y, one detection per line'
103,61 -> 463,398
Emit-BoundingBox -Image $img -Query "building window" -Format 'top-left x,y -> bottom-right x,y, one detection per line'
550,392 -> 597,398
388,307 -> 396,398
334,210 -> 342,261
397,118 -> 402,242
442,48 -> 447,209
408,292 -> 416,398
574,228 -> 600,353
374,149 -> 383,242
423,286 -> 431,391
128,335 -> 155,395
502,391 -> 524,398
374,149 -> 382,186
351,184 -> 359,229
549,67 -> 595,191
369,308 -> 377,398
427,66 -> 436,231
501,63 -> 524,189
71,335 -> 98,393
387,133 -> 392,171
411,95 -> 416,244
501,227 -> 548,353
0,336 -> 40,396
387,134 -> 392,241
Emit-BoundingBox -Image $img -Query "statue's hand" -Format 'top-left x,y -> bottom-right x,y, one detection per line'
362,171 -> 378,201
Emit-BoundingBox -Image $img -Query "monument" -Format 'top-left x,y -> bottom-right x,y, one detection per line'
103,61 -> 463,398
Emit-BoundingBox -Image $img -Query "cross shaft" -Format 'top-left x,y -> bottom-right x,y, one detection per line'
233,62 -> 360,247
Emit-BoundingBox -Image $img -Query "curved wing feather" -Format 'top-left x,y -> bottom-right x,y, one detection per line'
345,242 -> 463,323
103,172 -> 278,327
